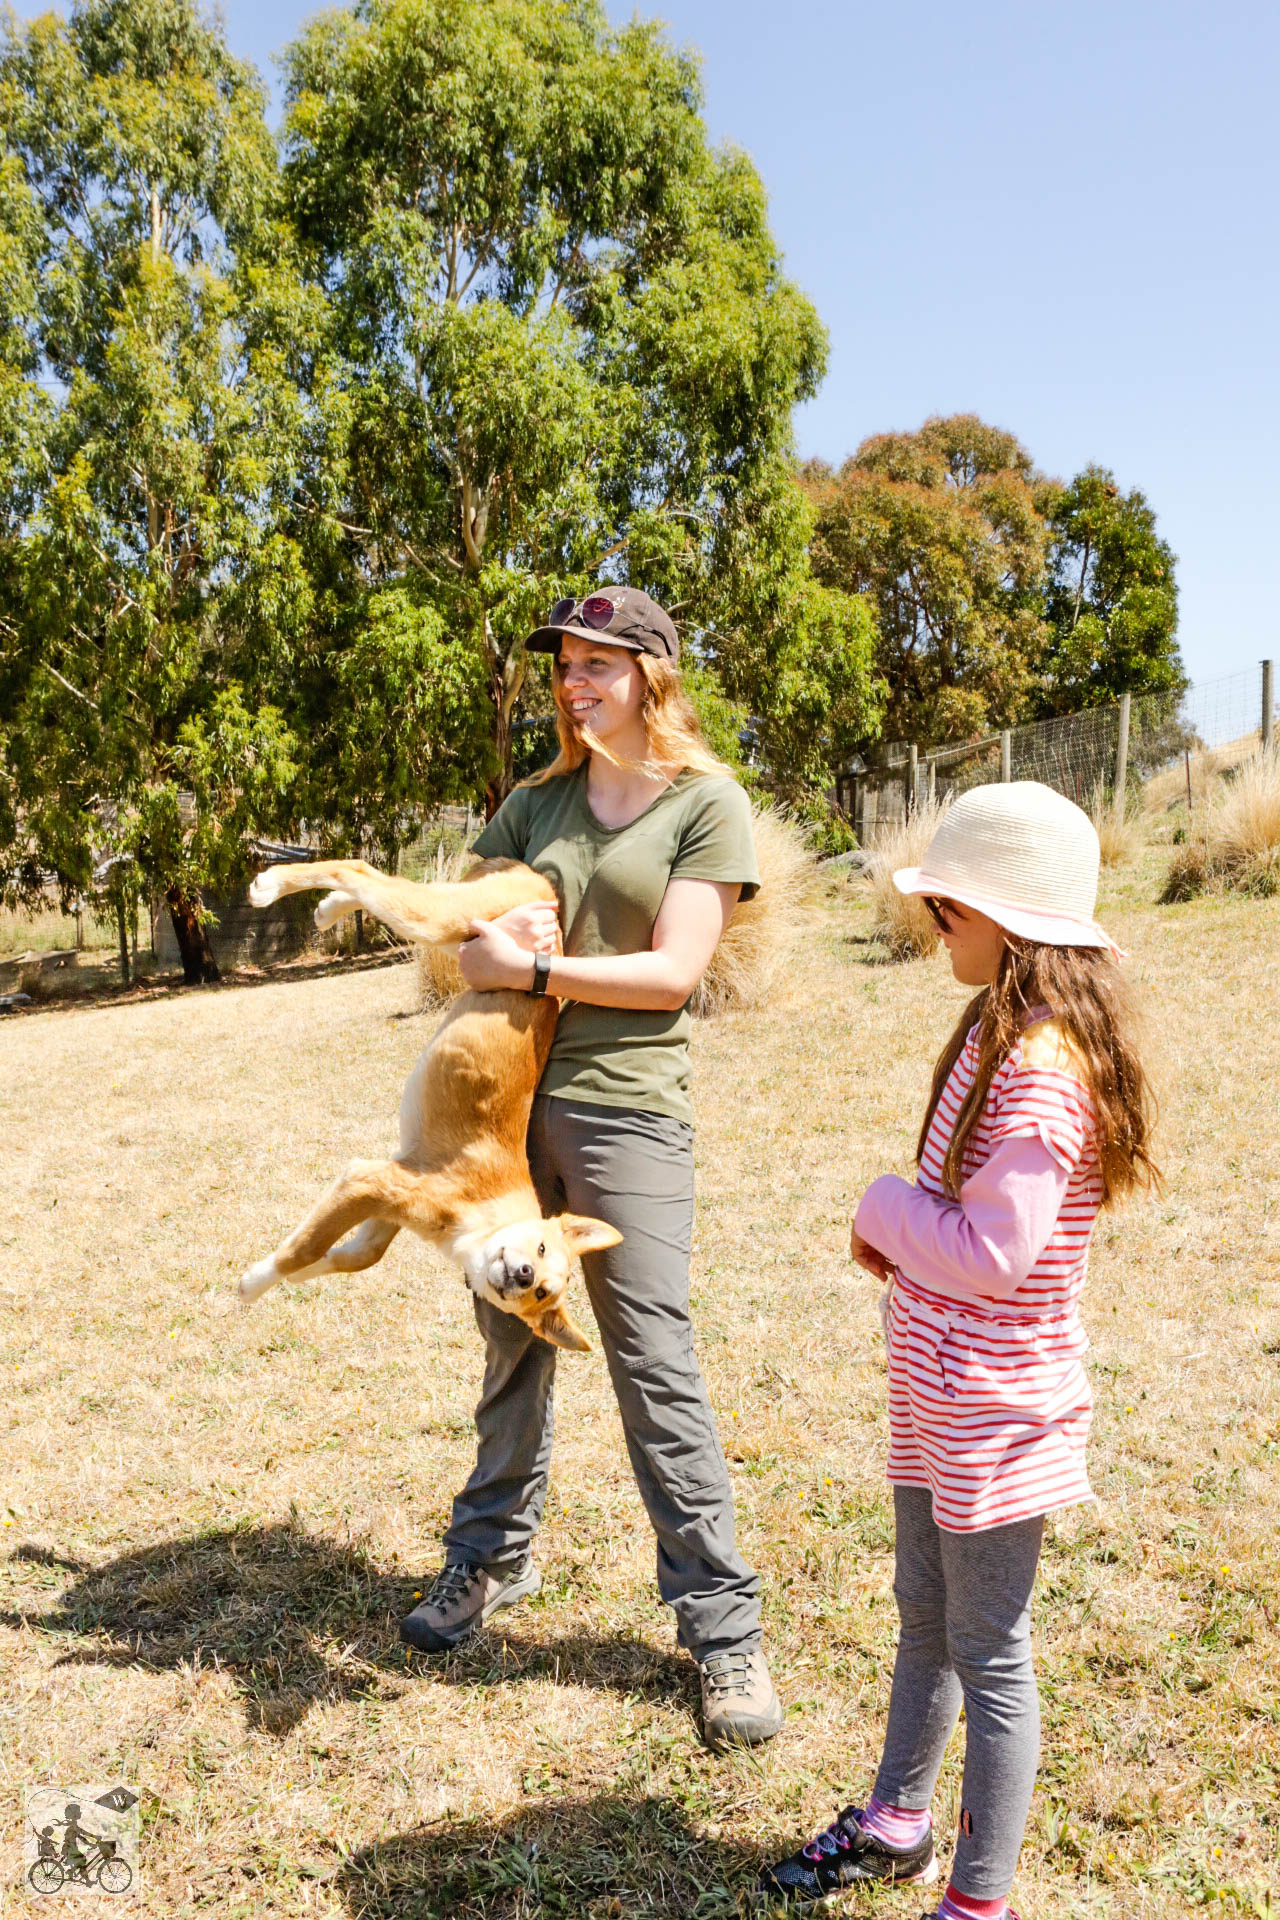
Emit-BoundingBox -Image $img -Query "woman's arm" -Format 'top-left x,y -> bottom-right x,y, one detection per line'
457,876 -> 741,1011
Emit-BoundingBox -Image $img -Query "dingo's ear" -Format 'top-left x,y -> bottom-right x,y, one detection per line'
533,1303 -> 592,1352
555,1213 -> 623,1257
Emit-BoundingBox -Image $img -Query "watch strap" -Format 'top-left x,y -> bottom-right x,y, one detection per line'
530,951 -> 552,996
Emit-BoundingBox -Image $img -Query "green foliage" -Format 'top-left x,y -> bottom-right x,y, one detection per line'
803,414 -> 1050,747
803,421 -> 1183,753
1040,463 -> 1183,712
0,0 -> 325,968
279,0 -> 858,806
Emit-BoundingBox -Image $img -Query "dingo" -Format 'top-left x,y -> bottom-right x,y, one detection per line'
236,857 -> 617,1349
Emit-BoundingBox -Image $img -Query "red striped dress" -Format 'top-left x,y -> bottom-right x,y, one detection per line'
884,1023 -> 1101,1532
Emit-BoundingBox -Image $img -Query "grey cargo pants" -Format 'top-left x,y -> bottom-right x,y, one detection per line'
442,1095 -> 762,1660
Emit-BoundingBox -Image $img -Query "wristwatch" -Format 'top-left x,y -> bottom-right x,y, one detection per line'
530,952 -> 553,997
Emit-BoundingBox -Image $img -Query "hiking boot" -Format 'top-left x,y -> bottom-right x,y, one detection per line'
759,1806 -> 938,1901
699,1647 -> 784,1749
399,1559 -> 540,1652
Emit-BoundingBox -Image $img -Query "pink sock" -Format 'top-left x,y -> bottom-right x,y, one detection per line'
857,1792 -> 932,1850
935,1884 -> 1009,1919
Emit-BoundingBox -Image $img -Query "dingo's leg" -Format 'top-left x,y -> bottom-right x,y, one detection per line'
248,858 -> 554,948
239,1159 -> 407,1304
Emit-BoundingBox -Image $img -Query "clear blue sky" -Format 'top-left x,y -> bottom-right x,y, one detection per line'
33,0 -> 1280,687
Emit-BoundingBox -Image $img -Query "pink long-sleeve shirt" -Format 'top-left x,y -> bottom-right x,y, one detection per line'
856,1137 -> 1069,1305
864,1017 -> 1104,1533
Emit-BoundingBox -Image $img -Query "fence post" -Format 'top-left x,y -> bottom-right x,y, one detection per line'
1113,693 -> 1131,810
1000,730 -> 1012,783
908,743 -> 918,816
927,758 -> 936,804
1264,659 -> 1275,751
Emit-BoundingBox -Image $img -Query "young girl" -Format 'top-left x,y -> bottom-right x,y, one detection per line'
761,781 -> 1157,1917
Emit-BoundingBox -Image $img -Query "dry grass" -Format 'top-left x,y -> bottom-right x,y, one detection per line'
1089,783 -> 1141,868
2,848 -> 1279,1917
411,845 -> 471,1013
1161,745 -> 1280,901
861,796 -> 951,959
690,806 -> 816,1017
1142,736 -> 1260,817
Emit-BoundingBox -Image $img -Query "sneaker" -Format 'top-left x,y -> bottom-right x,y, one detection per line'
699,1647 -> 784,1749
917,1909 -> 1023,1920
759,1806 -> 938,1901
399,1559 -> 541,1652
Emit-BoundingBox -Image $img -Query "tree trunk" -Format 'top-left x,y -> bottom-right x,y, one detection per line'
116,896 -> 131,988
483,632 -> 528,819
165,886 -> 220,984
484,701 -> 514,820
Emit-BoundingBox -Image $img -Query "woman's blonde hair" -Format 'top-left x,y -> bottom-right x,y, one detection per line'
918,942 -> 1160,1209
522,649 -> 730,785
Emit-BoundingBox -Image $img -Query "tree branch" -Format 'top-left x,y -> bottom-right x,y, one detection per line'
40,660 -> 98,710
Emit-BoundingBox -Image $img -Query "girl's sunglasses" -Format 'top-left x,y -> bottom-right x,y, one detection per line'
548,594 -> 620,634
924,895 -> 959,931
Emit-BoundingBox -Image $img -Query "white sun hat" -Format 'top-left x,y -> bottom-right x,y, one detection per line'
894,780 -> 1120,955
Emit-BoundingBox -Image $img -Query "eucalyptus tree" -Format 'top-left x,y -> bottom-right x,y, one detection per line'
0,0 -> 331,979
281,0 -> 880,808
803,415 -> 1051,749
1040,464 -> 1182,713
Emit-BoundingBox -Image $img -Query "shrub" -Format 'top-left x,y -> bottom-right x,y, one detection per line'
861,797 -> 951,960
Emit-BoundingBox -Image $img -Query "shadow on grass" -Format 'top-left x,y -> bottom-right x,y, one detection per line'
3,1521 -> 413,1736
3,1527 -> 700,1738
333,1792 -> 769,1920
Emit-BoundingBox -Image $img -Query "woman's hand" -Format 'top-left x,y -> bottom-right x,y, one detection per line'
458,918 -> 537,992
489,901 -> 560,955
850,1222 -> 894,1286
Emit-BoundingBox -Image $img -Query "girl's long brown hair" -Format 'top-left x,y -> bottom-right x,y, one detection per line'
523,652 -> 730,785
918,942 -> 1160,1208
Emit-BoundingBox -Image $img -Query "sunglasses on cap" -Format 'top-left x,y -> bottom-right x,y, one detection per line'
546,594 -> 624,635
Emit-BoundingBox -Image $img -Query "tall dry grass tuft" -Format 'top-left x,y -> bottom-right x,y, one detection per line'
690,804 -> 817,1015
1089,782 -> 1141,867
861,796 -> 951,959
1161,744 -> 1280,900
1209,743 -> 1280,893
411,844 -> 469,1012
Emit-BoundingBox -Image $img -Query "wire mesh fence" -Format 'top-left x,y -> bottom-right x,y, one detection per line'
838,661 -> 1277,837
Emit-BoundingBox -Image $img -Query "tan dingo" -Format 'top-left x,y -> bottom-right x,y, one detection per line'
236,857 -> 617,1350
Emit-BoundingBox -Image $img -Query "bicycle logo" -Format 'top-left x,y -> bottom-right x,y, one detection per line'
24,1784 -> 139,1899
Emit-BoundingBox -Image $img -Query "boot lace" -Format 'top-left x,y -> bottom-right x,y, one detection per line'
425,1563 -> 482,1610
700,1650 -> 755,1699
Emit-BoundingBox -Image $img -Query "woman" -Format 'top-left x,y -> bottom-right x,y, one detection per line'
399,586 -> 783,1749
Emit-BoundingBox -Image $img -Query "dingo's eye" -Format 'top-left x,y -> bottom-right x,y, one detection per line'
535,1286 -> 548,1301
537,1242 -> 545,1257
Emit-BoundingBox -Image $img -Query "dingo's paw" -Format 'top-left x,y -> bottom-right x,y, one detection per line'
315,889 -> 358,930
249,868 -> 289,908
238,1257 -> 279,1304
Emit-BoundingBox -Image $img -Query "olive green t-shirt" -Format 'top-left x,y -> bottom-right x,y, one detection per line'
472,766 -> 759,1124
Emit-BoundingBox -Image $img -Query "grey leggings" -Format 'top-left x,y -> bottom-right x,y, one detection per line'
442,1096 -> 761,1660
876,1485 -> 1043,1901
